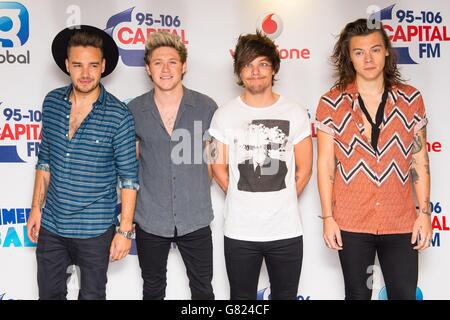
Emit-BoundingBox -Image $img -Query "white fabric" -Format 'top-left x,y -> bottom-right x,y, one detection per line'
210,96 -> 311,241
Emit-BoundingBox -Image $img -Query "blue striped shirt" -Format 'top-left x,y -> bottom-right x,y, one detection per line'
36,84 -> 139,239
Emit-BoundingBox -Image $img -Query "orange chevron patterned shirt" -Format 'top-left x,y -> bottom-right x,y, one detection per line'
315,83 -> 427,235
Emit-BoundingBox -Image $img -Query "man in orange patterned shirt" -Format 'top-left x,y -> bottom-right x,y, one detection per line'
316,18 -> 431,300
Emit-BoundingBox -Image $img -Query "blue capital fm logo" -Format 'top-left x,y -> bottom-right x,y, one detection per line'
373,4 -> 450,64
0,2 -> 29,47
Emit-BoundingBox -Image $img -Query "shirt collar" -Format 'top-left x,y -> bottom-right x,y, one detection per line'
63,83 -> 107,109
343,81 -> 397,104
149,86 -> 195,108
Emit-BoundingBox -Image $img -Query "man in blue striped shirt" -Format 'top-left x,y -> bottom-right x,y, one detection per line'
26,25 -> 138,300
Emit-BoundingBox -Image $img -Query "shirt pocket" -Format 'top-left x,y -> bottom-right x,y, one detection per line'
76,135 -> 113,167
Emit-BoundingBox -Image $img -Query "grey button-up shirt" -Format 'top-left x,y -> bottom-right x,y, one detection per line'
128,87 -> 218,237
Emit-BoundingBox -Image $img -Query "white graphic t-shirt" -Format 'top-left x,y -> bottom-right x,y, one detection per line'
209,96 -> 311,241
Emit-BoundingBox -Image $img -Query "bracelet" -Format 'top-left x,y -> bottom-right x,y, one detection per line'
318,215 -> 333,220
420,211 -> 432,216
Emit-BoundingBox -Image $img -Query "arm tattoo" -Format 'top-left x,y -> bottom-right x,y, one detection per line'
209,137 -> 218,162
329,174 -> 335,184
421,198 -> 431,215
410,167 -> 419,184
412,133 -> 423,154
38,191 -> 46,208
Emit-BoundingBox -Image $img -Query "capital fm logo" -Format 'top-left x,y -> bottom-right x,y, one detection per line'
0,100 -> 42,163
105,7 -> 189,67
373,4 -> 450,64
0,2 -> 30,64
258,13 -> 283,40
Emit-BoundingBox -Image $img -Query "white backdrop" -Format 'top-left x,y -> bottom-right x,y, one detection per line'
0,0 -> 448,300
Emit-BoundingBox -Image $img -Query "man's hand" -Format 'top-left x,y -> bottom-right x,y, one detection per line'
412,213 -> 432,251
109,233 -> 132,261
323,218 -> 343,251
26,207 -> 42,243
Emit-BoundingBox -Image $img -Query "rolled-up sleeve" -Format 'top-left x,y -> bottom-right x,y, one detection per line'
315,96 -> 336,137
412,91 -> 428,133
113,110 -> 139,190
36,102 -> 50,172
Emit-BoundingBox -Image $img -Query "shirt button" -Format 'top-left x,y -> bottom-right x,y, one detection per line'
66,153 -> 70,157
174,195 -> 176,199
376,202 -> 380,206
66,115 -> 69,119
173,177 -> 176,180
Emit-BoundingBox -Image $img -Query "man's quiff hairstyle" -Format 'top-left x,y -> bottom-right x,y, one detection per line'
144,31 -> 187,65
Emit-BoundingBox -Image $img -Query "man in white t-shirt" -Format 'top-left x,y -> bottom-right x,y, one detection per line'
209,31 -> 313,300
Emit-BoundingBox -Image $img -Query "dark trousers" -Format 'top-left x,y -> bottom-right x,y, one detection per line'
36,226 -> 114,300
338,231 -> 418,300
135,224 -> 214,300
224,236 -> 303,300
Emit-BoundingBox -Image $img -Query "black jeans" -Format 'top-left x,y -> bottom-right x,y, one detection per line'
224,236 -> 303,300
338,231 -> 418,300
135,224 -> 214,300
36,226 -> 114,300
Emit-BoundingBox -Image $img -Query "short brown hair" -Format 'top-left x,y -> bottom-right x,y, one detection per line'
67,29 -> 104,57
233,31 -> 281,86
331,18 -> 403,91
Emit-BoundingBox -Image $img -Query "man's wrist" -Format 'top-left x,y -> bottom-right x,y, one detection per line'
116,224 -> 136,240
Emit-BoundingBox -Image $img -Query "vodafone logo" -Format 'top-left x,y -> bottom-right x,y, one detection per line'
259,13 -> 283,39
229,13 -> 310,61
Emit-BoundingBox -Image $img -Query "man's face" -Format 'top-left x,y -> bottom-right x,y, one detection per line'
65,46 -> 105,95
145,46 -> 186,92
349,31 -> 389,83
239,56 -> 274,95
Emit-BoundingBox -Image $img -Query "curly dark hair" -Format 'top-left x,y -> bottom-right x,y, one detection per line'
233,30 -> 281,86
331,18 -> 404,91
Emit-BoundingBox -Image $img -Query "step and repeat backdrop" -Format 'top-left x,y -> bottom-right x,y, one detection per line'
0,0 -> 448,300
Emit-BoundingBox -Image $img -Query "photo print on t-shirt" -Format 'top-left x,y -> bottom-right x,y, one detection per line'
237,119 -> 290,192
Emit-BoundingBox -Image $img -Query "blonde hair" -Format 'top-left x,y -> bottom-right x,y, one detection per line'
144,31 -> 187,65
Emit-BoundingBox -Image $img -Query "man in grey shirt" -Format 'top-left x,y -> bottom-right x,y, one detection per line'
127,31 -> 217,300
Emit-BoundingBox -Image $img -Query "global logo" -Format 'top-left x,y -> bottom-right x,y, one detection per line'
258,13 -> 283,40
0,2 -> 30,64
0,2 -> 29,47
378,286 -> 423,300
